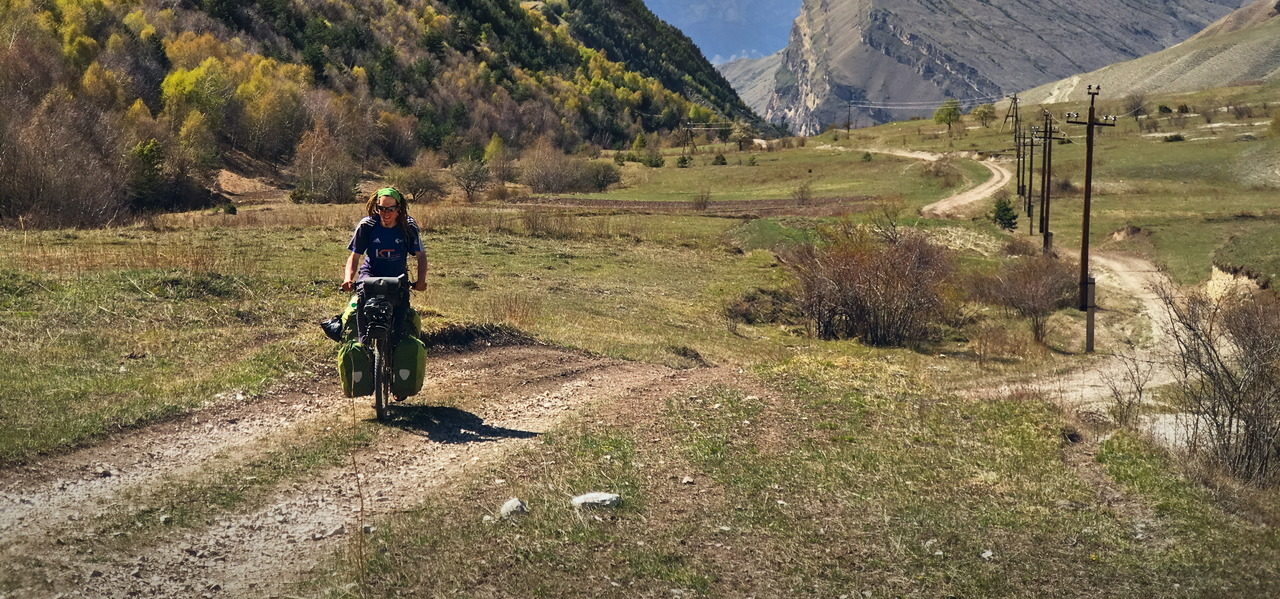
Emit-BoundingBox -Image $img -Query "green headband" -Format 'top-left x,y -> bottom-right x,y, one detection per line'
375,187 -> 404,203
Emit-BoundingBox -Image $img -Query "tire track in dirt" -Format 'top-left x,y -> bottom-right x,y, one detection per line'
1,345 -> 709,598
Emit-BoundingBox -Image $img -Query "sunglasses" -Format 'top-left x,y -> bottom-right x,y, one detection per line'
375,205 -> 400,213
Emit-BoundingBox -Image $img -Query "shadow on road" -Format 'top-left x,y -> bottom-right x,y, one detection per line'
381,404 -> 539,444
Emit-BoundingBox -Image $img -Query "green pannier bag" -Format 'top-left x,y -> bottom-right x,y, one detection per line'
338,341 -> 374,398
390,335 -> 427,398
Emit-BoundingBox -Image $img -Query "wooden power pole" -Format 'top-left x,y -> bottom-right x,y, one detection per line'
1066,85 -> 1117,353
1035,111 -> 1067,254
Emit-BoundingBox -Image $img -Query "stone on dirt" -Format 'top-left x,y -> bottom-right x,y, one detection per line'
500,498 -> 528,518
572,492 -> 622,508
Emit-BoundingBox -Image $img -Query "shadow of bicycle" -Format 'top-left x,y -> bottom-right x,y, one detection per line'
380,404 -> 539,444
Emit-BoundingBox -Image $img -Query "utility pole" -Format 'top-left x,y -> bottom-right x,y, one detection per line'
1034,111 -> 1067,254
1066,85 -> 1117,353
1026,126 -> 1037,232
1003,95 -> 1024,200
847,103 -> 853,141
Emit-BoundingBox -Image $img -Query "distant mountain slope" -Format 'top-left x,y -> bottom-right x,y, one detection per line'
1191,0 -> 1280,39
735,0 -> 1243,134
1020,2 -> 1280,104
641,0 -> 802,63
717,53 -> 781,114
557,0 -> 757,122
0,0 -> 754,226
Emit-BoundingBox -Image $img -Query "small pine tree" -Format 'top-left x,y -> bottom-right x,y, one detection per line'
991,192 -> 1018,231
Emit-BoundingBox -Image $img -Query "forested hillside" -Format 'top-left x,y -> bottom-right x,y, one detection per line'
0,0 -> 754,227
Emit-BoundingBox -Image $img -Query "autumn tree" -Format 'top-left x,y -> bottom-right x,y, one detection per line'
290,125 -> 359,203
483,133 -> 514,182
730,121 -> 756,151
934,99 -> 962,135
972,103 -> 996,128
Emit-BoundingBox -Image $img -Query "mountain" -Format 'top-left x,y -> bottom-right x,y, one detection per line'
728,0 -> 1244,134
1020,0 -> 1280,104
0,0 -> 755,226
642,0 -> 802,63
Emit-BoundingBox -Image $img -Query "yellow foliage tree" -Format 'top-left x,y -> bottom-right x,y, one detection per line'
80,61 -> 122,107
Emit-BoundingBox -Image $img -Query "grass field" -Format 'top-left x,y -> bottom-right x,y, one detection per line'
3,86 -> 1278,596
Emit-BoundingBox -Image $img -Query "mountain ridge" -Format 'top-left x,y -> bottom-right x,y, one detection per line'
728,0 -> 1244,134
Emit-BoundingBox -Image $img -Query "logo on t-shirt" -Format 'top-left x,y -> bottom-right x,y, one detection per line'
376,248 -> 399,259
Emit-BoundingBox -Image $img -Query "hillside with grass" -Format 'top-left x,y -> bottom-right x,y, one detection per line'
2,76 -> 1279,597
1020,1 -> 1280,104
0,0 -> 756,228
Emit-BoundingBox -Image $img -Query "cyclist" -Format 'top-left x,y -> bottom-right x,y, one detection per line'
342,187 -> 428,293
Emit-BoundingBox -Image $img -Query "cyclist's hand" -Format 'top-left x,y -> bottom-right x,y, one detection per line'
412,280 -> 427,292
340,279 -> 354,292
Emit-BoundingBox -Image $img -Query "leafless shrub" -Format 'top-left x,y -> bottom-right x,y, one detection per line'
921,157 -> 962,188
385,151 -> 446,204
869,200 -> 906,244
691,189 -> 711,211
1157,286 -> 1280,485
791,181 -> 813,206
1103,341 -> 1157,427
518,137 -> 618,193
971,321 -> 1040,368
290,125 -> 358,204
780,226 -> 956,346
975,255 -> 1076,343
1002,236 -> 1039,257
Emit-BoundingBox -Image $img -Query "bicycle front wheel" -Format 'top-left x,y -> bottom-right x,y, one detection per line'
372,339 -> 389,420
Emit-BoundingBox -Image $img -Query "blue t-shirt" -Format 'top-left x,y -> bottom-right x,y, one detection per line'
347,216 -> 423,278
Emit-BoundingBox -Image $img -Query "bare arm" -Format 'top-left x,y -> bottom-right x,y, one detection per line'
412,252 -> 428,292
341,252 -> 361,291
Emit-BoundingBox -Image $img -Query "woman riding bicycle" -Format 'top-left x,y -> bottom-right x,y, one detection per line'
342,187 -> 427,293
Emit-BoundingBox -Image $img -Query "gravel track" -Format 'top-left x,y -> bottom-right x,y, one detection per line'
1,345 -> 708,598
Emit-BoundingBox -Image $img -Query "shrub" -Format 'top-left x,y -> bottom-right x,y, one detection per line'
746,155 -> 758,167
640,148 -> 665,168
711,153 -> 727,166
990,190 -> 1018,231
386,151 -> 446,203
520,138 -> 620,193
290,125 -> 358,203
450,158 -> 490,202
1002,237 -> 1038,257
1163,134 -> 1186,142
975,255 -> 1076,343
1157,286 -> 1280,485
582,161 -> 621,191
780,227 -> 955,346
691,189 -> 711,211
791,181 -> 813,205
723,288 -> 803,325
862,152 -> 873,162
676,155 -> 692,168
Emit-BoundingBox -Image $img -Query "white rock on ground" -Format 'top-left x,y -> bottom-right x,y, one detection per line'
500,498 -> 528,518
571,492 -> 622,508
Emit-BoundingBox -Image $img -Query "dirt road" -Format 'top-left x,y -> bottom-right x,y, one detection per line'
0,344 -> 715,598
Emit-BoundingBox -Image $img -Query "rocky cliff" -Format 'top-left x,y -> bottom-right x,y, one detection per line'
734,0 -> 1243,133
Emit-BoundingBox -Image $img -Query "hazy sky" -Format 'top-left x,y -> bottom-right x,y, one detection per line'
643,0 -> 804,63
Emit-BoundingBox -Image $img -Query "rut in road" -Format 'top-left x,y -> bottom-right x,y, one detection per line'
0,344 -> 712,598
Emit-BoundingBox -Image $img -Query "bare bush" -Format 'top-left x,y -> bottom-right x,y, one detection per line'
691,189 -> 711,211
780,227 -> 955,346
1158,286 -> 1280,485
518,138 -> 619,193
482,291 -> 542,328
386,151 -> 445,204
290,125 -> 358,203
791,181 -> 813,206
976,255 -> 1076,343
1103,341 -> 1157,427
